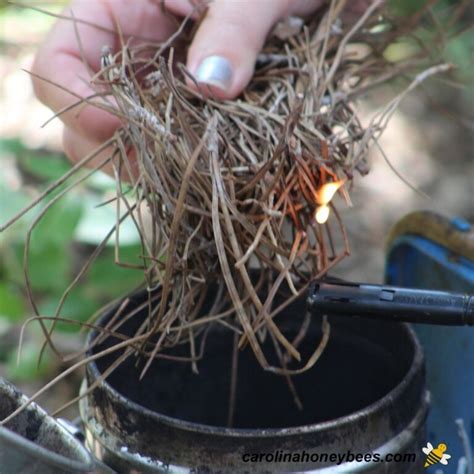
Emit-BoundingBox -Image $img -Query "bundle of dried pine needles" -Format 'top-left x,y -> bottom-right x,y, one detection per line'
0,0 -> 459,417
92,0 -> 453,376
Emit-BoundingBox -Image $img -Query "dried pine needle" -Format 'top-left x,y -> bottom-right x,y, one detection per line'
1,0 -> 457,392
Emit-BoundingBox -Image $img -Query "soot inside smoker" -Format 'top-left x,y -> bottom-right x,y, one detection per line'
92,289 -> 413,429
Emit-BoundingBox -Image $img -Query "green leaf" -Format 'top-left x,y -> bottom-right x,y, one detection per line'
0,284 -> 25,322
444,31 -> 474,83
19,195 -> 83,292
0,138 -> 24,156
5,340 -> 54,382
31,194 -> 83,248
0,138 -> 71,182
19,152 -> 72,182
0,178 -> 30,227
87,246 -> 144,299
74,194 -> 141,246
25,243 -> 72,292
39,290 -> 100,333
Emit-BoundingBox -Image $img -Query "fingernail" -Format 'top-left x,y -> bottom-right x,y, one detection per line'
195,55 -> 233,91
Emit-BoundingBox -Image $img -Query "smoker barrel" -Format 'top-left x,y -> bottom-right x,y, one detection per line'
0,377 -> 95,474
80,290 -> 429,473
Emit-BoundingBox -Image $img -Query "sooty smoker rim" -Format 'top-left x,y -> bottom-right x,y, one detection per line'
84,289 -> 425,438
0,377 -> 94,472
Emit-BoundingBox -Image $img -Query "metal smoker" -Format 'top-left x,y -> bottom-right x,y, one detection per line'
0,211 -> 472,473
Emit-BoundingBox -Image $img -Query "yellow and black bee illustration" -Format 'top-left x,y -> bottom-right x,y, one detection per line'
422,442 -> 451,468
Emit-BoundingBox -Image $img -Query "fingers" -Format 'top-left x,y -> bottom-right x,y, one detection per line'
32,0 -> 177,144
35,0 -> 352,171
33,50 -> 123,143
63,126 -> 139,180
186,0 -> 326,99
186,0 -> 286,99
62,126 -> 112,170
33,2 -> 114,142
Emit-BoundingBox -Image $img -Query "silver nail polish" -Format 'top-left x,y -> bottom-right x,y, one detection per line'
195,56 -> 233,91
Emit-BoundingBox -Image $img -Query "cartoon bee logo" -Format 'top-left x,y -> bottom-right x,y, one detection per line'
422,442 -> 451,468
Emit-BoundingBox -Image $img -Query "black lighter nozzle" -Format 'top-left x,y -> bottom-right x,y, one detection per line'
307,280 -> 474,326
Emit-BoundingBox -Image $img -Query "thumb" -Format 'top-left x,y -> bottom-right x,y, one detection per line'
186,0 -> 289,99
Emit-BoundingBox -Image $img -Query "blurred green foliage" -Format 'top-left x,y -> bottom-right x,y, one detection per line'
0,2 -> 63,35
388,0 -> 429,16
0,139 -> 144,379
386,0 -> 474,93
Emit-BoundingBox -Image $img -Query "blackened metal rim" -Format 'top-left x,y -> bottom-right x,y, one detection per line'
0,380 -> 95,472
0,426 -> 94,472
86,310 -> 425,439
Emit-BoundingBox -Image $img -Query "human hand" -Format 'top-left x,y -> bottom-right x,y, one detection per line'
32,1 -> 366,167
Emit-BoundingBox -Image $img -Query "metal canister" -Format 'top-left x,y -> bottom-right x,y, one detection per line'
80,291 -> 429,473
0,377 -> 94,474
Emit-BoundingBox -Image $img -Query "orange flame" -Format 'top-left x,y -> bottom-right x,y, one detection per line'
314,180 -> 345,224
315,204 -> 330,224
316,180 -> 344,205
